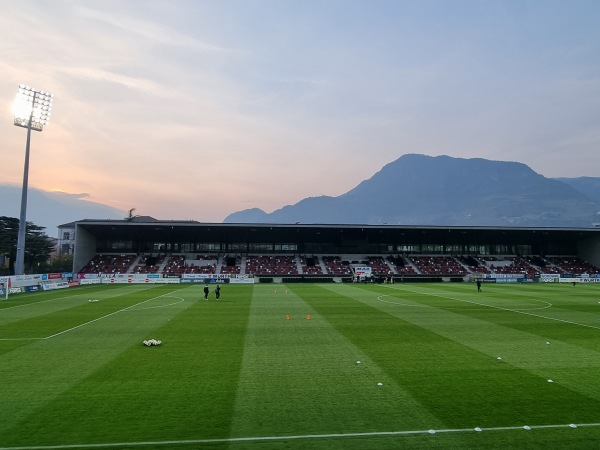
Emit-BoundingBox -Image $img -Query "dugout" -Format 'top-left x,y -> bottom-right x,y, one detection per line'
68,220 -> 600,274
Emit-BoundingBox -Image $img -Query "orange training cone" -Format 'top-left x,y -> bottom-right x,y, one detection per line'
306,314 -> 311,320
286,313 -> 290,320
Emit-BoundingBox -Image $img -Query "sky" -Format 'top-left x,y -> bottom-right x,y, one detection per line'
1,0 -> 599,223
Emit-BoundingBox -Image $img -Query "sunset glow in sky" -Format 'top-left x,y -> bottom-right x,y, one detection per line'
1,0 -> 599,222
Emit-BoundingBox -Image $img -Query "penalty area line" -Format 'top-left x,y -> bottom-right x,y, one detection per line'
44,289 -> 186,340
392,286 -> 600,331
1,423 -> 599,449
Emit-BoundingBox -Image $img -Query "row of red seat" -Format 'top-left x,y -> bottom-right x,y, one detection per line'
78,254 -> 600,277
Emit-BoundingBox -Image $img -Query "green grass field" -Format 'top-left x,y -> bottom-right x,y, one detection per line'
1,282 -> 600,449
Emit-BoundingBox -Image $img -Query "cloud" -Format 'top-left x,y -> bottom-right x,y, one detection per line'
1,0 -> 600,226
75,5 -> 236,54
59,66 -> 176,99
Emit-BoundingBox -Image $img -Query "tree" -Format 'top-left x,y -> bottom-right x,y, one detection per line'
51,254 -> 73,273
0,216 -> 55,275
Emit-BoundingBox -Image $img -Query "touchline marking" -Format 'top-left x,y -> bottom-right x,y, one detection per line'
377,295 -> 432,308
45,291 -> 184,339
0,288 -> 188,342
43,289 -> 187,340
0,337 -> 45,341
125,296 -> 185,311
389,286 -> 600,331
378,293 -> 552,311
0,295 -> 76,311
0,423 -> 598,449
0,285 -> 143,311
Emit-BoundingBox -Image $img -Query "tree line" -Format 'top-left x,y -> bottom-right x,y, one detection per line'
0,216 -> 71,275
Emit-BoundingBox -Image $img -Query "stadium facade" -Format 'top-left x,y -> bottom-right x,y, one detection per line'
60,219 -> 600,275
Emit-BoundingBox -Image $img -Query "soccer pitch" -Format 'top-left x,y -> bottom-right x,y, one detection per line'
1,283 -> 600,449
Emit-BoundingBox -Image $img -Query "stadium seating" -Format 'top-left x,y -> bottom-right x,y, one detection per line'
299,256 -> 323,275
366,256 -> 394,275
245,255 -> 298,275
387,256 -> 417,275
220,255 -> 241,274
487,256 -> 538,278
131,254 -> 164,274
77,253 -> 600,279
79,254 -> 136,274
545,256 -> 600,275
409,256 -> 468,276
322,256 -> 352,275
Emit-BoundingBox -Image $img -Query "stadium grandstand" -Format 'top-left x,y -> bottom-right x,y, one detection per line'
58,219 -> 600,284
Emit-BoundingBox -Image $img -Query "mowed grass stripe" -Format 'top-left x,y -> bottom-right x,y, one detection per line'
388,283 -> 600,354
309,284 -> 600,429
422,282 -> 600,329
380,284 -> 600,403
0,285 -> 112,311
2,283 -> 600,449
228,284 -> 445,441
0,287 -> 133,359
0,284 -> 245,447
0,285 -> 178,434
0,285 -> 169,339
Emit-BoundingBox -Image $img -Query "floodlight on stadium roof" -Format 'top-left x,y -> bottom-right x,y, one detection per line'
12,84 -> 54,132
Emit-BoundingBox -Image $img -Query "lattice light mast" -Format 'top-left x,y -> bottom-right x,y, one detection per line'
12,84 -> 54,275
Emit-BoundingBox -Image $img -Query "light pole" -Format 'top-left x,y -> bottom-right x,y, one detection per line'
12,84 -> 54,275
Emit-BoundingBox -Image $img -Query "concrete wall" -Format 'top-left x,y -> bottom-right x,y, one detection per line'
73,226 -> 97,273
578,235 -> 600,268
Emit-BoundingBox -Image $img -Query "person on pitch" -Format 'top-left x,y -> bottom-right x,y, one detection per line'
203,284 -> 209,300
215,284 -> 221,300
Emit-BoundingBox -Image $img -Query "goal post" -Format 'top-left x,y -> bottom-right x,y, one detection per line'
1,276 -> 12,300
1,277 -> 6,300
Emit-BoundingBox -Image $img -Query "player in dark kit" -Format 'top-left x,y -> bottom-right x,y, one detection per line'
215,284 -> 221,300
203,284 -> 209,300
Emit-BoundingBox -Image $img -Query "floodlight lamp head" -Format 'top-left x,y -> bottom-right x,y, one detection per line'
12,84 -> 54,132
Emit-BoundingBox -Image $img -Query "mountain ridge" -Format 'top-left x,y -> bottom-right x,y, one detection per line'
0,184 -> 126,235
224,154 -> 600,227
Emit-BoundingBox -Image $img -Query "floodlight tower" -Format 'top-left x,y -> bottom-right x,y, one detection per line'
12,84 -> 54,275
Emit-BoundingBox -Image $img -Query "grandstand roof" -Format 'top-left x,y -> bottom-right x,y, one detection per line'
73,219 -> 599,247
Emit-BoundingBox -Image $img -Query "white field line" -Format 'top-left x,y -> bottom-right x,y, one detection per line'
386,286 -> 600,331
0,295 -> 77,311
0,289 -> 187,342
0,337 -> 45,341
378,293 -> 552,311
125,296 -> 184,311
377,296 -> 432,308
0,286 -> 144,311
0,422 -> 598,449
44,290 -> 185,339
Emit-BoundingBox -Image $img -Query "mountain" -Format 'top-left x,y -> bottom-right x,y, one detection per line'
0,184 -> 126,236
555,177 -> 600,204
224,154 -> 600,227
